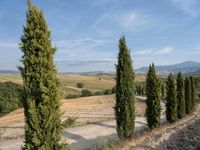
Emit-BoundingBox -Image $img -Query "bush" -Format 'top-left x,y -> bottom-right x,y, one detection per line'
94,91 -> 104,96
81,89 -> 93,97
77,82 -> 84,88
104,89 -> 112,95
66,94 -> 81,99
0,82 -> 22,114
111,86 -> 116,94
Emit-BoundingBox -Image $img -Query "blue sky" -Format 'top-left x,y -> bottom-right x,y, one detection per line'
0,0 -> 200,72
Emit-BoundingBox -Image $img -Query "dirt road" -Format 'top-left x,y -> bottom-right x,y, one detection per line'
0,95 -> 147,150
0,117 -> 150,150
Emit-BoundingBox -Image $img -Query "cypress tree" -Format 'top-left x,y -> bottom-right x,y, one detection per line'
166,73 -> 177,123
146,64 -> 161,129
19,1 -> 66,149
115,36 -> 135,139
190,76 -> 195,109
176,72 -> 185,119
185,77 -> 192,114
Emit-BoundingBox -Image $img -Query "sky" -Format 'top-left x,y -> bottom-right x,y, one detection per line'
0,0 -> 200,72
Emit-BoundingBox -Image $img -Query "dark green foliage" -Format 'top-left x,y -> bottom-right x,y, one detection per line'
115,36 -> 135,139
81,89 -> 93,97
145,64 -> 161,129
104,89 -> 112,95
77,82 -> 84,88
62,117 -> 77,128
193,77 -> 200,103
190,76 -> 195,109
135,82 -> 145,95
94,91 -> 104,96
19,1 -> 66,149
161,83 -> 165,98
176,72 -> 185,119
166,73 -> 177,123
0,82 -> 22,114
185,77 -> 192,114
111,86 -> 116,94
66,94 -> 81,99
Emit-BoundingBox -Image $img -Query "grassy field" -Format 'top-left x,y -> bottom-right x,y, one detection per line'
0,73 -> 146,96
0,95 -> 146,126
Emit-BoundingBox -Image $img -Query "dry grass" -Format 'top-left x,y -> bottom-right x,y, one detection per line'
0,95 -> 146,126
0,73 -> 147,96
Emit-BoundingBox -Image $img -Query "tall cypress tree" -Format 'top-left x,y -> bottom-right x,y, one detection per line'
146,64 -> 161,129
166,73 -> 177,123
115,36 -> 135,139
19,1 -> 66,149
190,76 -> 195,109
185,77 -> 191,114
176,72 -> 185,119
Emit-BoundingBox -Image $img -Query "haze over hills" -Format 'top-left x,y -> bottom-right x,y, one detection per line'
136,61 -> 200,75
0,61 -> 199,75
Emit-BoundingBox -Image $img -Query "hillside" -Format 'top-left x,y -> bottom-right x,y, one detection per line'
136,61 -> 200,75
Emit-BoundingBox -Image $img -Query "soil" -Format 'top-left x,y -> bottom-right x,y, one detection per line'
120,107 -> 200,150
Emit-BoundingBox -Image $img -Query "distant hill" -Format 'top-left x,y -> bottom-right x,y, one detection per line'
0,70 -> 19,74
136,61 -> 200,75
185,69 -> 200,76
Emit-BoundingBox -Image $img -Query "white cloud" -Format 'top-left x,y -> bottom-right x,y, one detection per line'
55,37 -> 112,52
156,47 -> 173,54
0,42 -> 18,49
135,49 -> 153,55
170,0 -> 199,16
54,37 -> 116,63
135,47 -> 173,55
92,6 -> 117,28
113,11 -> 149,29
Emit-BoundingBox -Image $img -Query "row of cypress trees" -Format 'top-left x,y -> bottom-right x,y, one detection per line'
19,0 -> 198,147
166,73 -> 196,123
146,66 -> 197,129
115,36 -> 198,139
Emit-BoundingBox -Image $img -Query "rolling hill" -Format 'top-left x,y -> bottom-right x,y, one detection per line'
136,61 -> 200,75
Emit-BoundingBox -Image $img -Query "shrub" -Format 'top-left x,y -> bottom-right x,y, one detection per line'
77,82 -> 84,88
0,82 -> 22,114
81,89 -> 93,97
66,94 -> 81,99
104,89 -> 112,95
111,86 -> 116,94
94,91 -> 104,96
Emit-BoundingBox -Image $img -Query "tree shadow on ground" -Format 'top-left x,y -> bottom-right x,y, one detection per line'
63,131 -> 117,150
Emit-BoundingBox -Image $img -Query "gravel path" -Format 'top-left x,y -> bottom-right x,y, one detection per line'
0,117 -> 149,150
155,116 -> 200,150
123,112 -> 200,150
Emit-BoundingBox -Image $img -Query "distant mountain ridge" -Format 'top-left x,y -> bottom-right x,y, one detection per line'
0,70 -> 19,74
136,61 -> 200,75
0,61 -> 199,75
